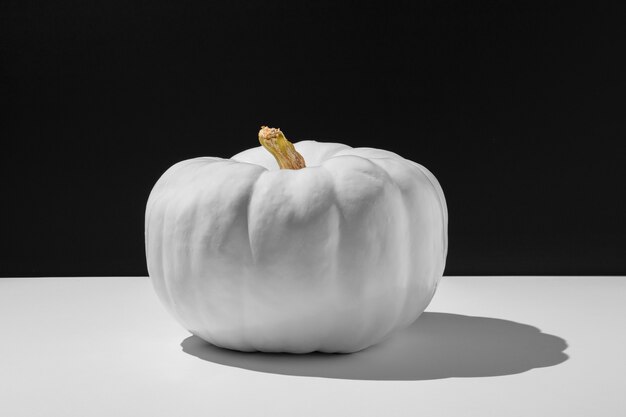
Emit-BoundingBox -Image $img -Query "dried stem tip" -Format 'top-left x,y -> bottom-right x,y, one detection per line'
258,126 -> 306,170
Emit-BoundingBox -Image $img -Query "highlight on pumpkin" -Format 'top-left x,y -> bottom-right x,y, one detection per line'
258,126 -> 306,170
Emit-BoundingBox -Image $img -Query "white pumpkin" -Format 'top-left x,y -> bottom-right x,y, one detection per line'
145,127 -> 447,353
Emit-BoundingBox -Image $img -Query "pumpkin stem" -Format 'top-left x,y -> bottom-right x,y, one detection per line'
258,126 -> 306,170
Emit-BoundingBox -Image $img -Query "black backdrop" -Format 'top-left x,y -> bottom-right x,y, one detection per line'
2,1 -> 624,276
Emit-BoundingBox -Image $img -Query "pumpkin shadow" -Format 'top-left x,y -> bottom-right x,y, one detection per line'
180,312 -> 569,381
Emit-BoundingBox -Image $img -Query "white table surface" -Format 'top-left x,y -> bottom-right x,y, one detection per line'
1,276 -> 624,417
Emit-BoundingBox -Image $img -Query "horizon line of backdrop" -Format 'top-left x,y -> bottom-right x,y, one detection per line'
2,1 -> 625,277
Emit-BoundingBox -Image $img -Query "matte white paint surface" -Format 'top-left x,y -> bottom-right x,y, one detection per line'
1,276 -> 624,416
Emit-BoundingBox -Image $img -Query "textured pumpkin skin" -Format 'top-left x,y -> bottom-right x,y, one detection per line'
145,141 -> 447,353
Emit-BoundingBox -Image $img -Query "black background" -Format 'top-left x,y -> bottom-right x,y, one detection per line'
2,1 -> 624,276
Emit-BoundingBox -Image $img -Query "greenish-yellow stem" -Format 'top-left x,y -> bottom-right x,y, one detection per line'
258,126 -> 306,170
